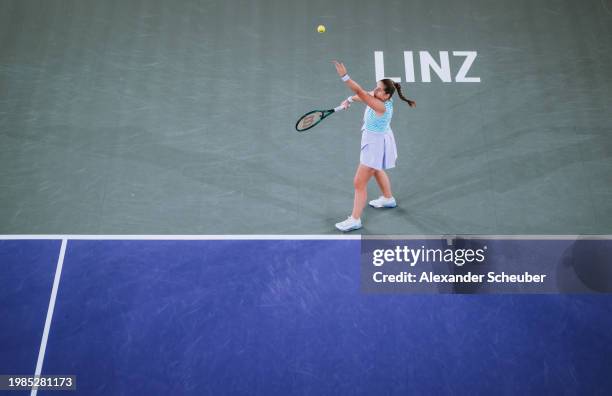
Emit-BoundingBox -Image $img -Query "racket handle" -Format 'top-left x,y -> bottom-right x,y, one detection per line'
334,105 -> 346,112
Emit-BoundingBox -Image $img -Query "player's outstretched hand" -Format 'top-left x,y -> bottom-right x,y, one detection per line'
340,99 -> 351,109
332,60 -> 347,77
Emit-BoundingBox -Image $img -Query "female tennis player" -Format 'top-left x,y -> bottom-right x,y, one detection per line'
332,60 -> 416,232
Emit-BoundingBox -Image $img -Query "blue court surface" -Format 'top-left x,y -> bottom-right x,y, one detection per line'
2,237 -> 612,395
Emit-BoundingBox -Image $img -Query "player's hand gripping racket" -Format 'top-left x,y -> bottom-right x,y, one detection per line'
295,105 -> 345,132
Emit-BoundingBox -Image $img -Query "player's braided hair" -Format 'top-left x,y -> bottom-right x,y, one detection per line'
381,79 -> 416,108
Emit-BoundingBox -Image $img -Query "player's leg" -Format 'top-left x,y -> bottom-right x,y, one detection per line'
351,164 -> 376,219
370,169 -> 397,208
374,169 -> 393,198
335,164 -> 375,232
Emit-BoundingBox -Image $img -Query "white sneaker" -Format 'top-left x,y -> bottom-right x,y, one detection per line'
369,196 -> 397,208
335,216 -> 362,232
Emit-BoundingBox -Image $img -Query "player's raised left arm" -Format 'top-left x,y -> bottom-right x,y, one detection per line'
332,60 -> 385,114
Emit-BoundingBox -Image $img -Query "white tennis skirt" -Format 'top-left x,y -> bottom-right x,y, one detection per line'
360,129 -> 398,170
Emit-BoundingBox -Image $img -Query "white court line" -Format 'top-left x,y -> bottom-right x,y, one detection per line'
31,238 -> 67,396
0,234 -> 611,240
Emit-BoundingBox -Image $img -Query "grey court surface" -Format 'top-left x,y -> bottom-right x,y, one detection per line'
1,0 -> 611,235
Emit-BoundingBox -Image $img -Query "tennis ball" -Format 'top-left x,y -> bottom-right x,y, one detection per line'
317,25 -> 326,33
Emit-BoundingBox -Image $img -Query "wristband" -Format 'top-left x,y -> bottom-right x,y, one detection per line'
347,96 -> 354,103
341,74 -> 350,82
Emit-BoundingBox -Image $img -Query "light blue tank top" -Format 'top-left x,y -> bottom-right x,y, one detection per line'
362,99 -> 393,133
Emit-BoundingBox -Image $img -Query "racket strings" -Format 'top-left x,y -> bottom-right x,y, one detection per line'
296,111 -> 323,131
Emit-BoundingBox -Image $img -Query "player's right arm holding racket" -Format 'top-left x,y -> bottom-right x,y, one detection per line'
340,92 -> 373,109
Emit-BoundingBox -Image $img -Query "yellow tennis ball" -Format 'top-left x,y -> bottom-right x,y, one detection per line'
317,25 -> 326,33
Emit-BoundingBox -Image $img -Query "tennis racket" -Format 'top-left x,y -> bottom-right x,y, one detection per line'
295,105 -> 345,132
